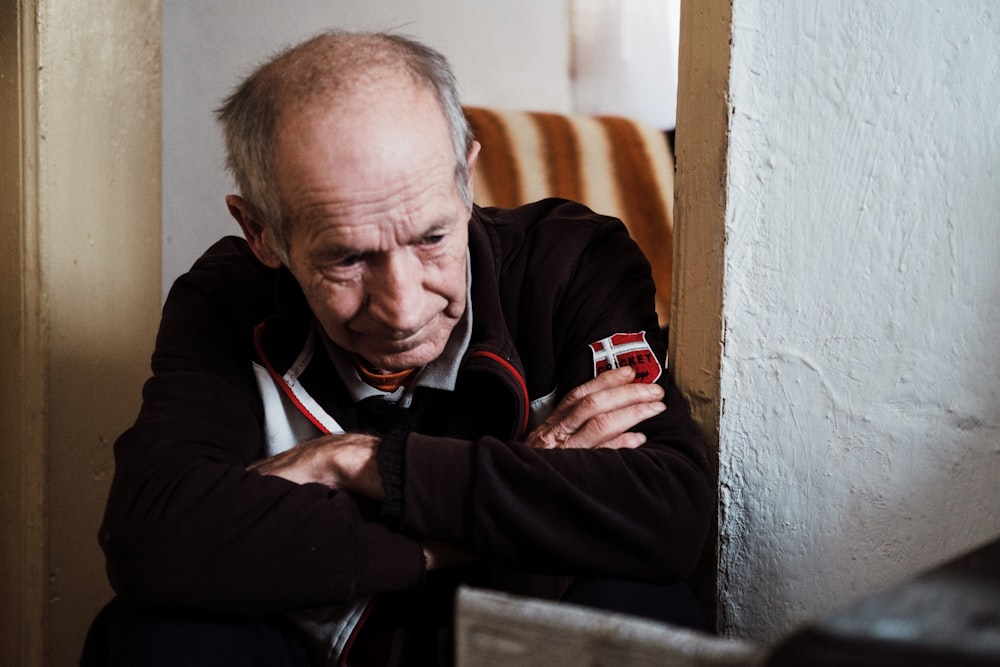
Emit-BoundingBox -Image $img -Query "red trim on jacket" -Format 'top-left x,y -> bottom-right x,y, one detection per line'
338,598 -> 377,667
470,350 -> 530,437
253,321 -> 332,436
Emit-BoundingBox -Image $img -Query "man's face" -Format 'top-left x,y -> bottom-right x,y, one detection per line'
270,81 -> 476,372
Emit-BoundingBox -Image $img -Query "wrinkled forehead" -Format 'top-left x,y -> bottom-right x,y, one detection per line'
273,78 -> 455,176
274,72 -> 453,160
270,81 -> 464,235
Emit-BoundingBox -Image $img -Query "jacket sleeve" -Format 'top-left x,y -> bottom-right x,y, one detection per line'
99,238 -> 425,615
397,208 -> 714,583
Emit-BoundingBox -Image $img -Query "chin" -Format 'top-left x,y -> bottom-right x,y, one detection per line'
362,342 -> 442,373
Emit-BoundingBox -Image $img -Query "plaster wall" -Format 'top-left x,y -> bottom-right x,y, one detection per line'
162,0 -> 571,297
716,0 -> 1000,639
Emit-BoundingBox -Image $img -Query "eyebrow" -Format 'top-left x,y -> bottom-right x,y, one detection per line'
309,218 -> 456,261
395,217 -> 457,246
414,219 -> 451,239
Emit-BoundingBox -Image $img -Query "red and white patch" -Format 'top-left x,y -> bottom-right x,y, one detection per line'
589,331 -> 662,384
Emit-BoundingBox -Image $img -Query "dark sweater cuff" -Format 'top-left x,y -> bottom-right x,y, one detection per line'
377,429 -> 408,522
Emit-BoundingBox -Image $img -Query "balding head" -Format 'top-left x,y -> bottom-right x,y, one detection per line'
216,31 -> 473,261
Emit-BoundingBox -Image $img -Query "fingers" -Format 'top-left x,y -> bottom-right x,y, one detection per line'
526,367 -> 667,450
595,431 -> 647,450
423,541 -> 476,571
563,399 -> 664,450
555,372 -> 664,435
560,366 -> 640,407
247,445 -> 325,485
541,367 -> 640,435
245,434 -> 381,494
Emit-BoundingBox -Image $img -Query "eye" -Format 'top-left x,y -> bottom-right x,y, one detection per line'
421,233 -> 445,246
316,251 -> 366,276
336,253 -> 364,268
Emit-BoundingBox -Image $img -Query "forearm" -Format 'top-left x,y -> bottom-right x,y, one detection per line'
101,384 -> 422,614
395,376 -> 713,581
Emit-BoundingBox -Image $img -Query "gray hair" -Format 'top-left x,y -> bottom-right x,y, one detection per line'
215,31 -> 474,262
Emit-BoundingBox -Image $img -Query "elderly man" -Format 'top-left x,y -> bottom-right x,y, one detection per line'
90,31 -> 711,666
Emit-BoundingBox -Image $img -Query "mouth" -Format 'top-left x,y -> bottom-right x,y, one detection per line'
351,328 -> 430,363
383,328 -> 423,343
345,311 -> 454,367
356,335 -> 437,373
360,323 -> 424,344
353,314 -> 437,347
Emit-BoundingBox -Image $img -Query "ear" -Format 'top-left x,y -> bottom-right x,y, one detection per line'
225,195 -> 284,269
465,140 -> 481,200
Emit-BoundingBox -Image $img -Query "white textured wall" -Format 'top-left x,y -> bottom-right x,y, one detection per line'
571,0 -> 681,130
718,0 -> 1000,639
163,0 -> 570,297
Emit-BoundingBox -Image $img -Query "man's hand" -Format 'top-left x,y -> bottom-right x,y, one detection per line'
423,540 -> 475,571
525,366 -> 665,450
248,433 -> 384,499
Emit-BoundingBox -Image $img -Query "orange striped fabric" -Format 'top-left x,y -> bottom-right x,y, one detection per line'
464,107 -> 674,328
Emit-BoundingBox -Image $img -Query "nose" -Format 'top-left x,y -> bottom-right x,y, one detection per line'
365,251 -> 424,334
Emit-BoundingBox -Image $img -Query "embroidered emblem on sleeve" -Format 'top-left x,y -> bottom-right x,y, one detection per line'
589,331 -> 663,384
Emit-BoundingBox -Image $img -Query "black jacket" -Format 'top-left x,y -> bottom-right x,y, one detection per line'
100,199 -> 713,618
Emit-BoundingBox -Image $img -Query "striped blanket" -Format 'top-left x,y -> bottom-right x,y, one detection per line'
464,107 -> 675,329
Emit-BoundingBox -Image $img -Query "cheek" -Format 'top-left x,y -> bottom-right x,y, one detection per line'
431,246 -> 468,305
305,282 -> 362,331
422,264 -> 465,313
